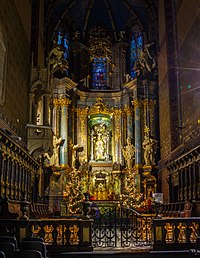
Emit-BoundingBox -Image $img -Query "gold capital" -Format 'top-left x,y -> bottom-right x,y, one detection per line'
76,107 -> 89,118
59,98 -> 72,107
123,106 -> 132,115
112,108 -> 122,118
53,99 -> 60,107
131,99 -> 141,108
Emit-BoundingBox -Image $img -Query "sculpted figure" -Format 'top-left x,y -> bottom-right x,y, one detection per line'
95,133 -> 105,160
52,135 -> 62,165
72,144 -> 81,168
122,137 -> 135,169
139,42 -> 156,73
142,134 -> 157,165
49,44 -> 68,74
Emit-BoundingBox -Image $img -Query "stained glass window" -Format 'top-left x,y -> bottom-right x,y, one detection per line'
130,32 -> 143,79
57,31 -> 69,75
92,58 -> 107,89
130,35 -> 137,79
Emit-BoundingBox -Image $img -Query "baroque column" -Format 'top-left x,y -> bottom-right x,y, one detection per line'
59,98 -> 71,165
132,99 -> 142,166
53,99 -> 61,137
124,106 -> 133,140
76,107 -> 89,161
112,108 -> 122,164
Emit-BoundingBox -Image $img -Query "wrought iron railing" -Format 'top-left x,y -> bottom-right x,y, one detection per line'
0,210 -> 200,253
91,203 -> 155,248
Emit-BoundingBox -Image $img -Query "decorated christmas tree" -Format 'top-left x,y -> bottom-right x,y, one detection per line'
64,168 -> 84,214
121,170 -> 142,209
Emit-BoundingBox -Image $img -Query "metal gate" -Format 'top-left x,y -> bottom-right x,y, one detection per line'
91,203 -> 154,248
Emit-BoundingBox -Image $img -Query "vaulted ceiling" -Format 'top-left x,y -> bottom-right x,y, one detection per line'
44,0 -> 158,44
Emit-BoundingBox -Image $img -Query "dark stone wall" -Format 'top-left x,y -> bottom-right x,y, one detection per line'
158,0 -> 200,202
0,0 -> 31,141
178,14 -> 200,144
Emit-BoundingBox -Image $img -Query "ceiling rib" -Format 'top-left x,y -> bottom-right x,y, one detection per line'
104,0 -> 117,41
83,0 -> 94,38
55,0 -> 78,31
122,0 -> 143,29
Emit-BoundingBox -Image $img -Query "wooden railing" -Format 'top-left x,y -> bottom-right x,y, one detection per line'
152,217 -> 200,251
0,218 -> 93,254
0,128 -> 40,209
160,201 -> 192,218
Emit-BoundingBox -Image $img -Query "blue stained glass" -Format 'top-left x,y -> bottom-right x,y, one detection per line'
137,32 -> 143,50
63,52 -> 68,59
56,32 -> 69,74
92,57 -> 107,89
57,32 -> 62,45
130,35 -> 137,79
63,37 -> 68,49
130,32 -> 143,78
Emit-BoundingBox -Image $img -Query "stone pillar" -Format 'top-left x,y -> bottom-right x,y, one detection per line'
90,129 -> 94,161
43,94 -> 51,126
29,93 -> 35,124
76,107 -> 89,161
124,106 -> 133,140
53,99 -> 61,137
112,108 -> 122,163
149,100 -> 156,138
132,99 -> 142,165
49,102 -> 54,128
59,98 -> 71,165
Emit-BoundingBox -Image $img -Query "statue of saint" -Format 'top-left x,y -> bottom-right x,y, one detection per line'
45,135 -> 62,166
72,144 -> 81,168
138,42 -> 156,74
142,134 -> 157,165
93,122 -> 110,161
95,133 -> 105,160
122,137 -> 135,169
49,43 -> 69,74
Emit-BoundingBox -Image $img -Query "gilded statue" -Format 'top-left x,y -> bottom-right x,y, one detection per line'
122,137 -> 135,169
142,134 -> 157,165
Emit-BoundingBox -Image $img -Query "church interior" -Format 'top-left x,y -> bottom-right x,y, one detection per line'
0,0 -> 200,256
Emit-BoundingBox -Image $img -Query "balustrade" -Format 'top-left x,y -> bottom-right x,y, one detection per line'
0,218 -> 93,254
153,217 -> 200,251
0,129 -> 40,219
